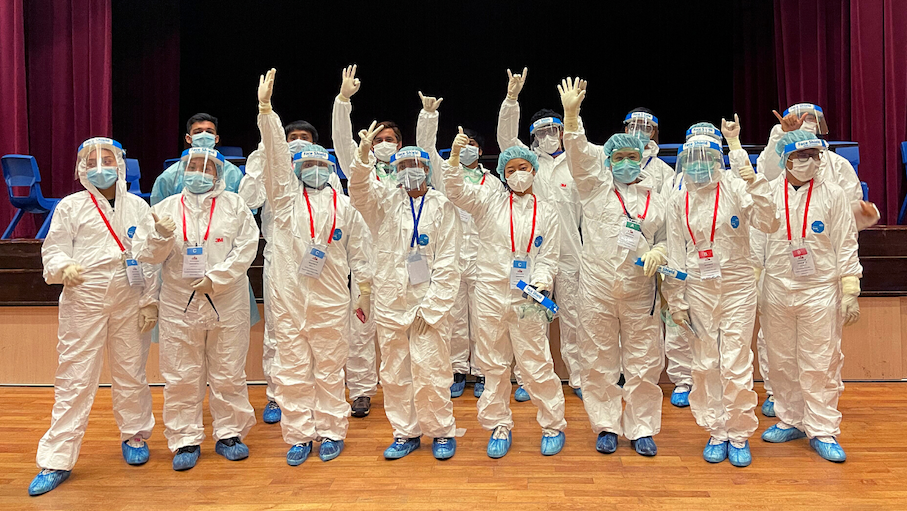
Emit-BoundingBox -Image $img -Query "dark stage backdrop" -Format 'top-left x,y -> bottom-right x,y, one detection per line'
169,0 -> 737,162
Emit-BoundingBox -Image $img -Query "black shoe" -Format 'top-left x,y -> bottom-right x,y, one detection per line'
351,396 -> 371,418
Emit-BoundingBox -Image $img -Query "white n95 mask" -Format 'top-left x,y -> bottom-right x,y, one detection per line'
507,170 -> 534,192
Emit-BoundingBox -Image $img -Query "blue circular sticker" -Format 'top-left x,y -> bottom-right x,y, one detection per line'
812,220 -> 825,234
730,216 -> 739,229
534,236 -> 544,248
127,226 -> 137,238
418,233 -> 429,246
332,228 -> 342,241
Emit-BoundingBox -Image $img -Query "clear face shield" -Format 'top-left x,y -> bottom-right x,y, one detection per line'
293,148 -> 336,189
784,103 -> 828,135
76,137 -> 125,190
781,138 -> 828,181
529,117 -> 564,154
624,112 -> 658,142
390,148 -> 432,191
685,125 -> 723,143
676,140 -> 724,187
180,147 -> 224,195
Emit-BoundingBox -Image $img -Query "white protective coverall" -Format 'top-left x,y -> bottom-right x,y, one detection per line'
664,167 -> 779,443
239,142 -> 343,403
37,140 -> 158,471
563,129 -> 667,439
417,108 -> 504,377
760,174 -> 861,438
332,96 -> 379,399
348,153 -> 460,440
135,162 -> 259,452
497,98 -> 583,390
442,160 -> 566,433
257,110 -> 372,444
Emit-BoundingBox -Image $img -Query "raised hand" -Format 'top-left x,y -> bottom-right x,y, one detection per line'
506,67 -> 528,100
721,113 -> 741,139
557,76 -> 587,115
340,64 -> 361,101
152,212 -> 176,237
357,120 -> 385,162
258,68 -> 276,106
772,109 -> 808,132
449,126 -> 469,167
418,91 -> 443,112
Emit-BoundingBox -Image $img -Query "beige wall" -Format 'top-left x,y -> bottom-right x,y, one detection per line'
2,297 -> 906,385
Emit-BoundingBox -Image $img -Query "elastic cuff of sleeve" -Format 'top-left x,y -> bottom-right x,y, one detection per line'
727,138 -> 742,151
258,102 -> 272,114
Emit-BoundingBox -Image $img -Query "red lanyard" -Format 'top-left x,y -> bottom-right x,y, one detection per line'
181,196 -> 217,244
685,182 -> 720,245
89,194 -> 125,253
784,178 -> 814,242
480,174 -> 487,185
303,188 -> 338,245
509,192 -> 537,254
614,189 -> 650,220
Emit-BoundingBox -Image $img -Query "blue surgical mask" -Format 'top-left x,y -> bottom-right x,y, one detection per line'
288,139 -> 308,155
87,166 -> 119,189
685,162 -> 714,184
191,132 -> 216,149
299,165 -> 332,188
459,145 -> 480,166
611,159 -> 641,184
184,172 -> 214,194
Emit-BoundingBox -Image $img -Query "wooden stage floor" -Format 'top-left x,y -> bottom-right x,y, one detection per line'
1,383 -> 906,510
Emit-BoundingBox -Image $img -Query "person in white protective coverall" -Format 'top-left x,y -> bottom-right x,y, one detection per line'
332,65 -> 404,418
444,128 -> 567,459
757,130 -> 862,463
135,147 -> 259,472
416,91 -> 504,399
754,103 -> 879,418
240,112 -> 340,426
348,121 -> 460,461
29,138 -> 159,497
664,135 -> 780,468
559,78 -> 667,457
496,68 -> 583,402
255,69 -> 373,465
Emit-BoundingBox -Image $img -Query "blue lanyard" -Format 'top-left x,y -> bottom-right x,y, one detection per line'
409,194 -> 426,248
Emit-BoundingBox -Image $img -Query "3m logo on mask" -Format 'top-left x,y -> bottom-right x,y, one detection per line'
811,221 -> 825,234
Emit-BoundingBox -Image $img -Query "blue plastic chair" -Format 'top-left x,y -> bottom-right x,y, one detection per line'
899,142 -> 907,224
163,158 -> 180,170
835,146 -> 860,175
125,158 -> 151,201
439,148 -> 451,159
218,145 -> 243,157
2,155 -> 61,239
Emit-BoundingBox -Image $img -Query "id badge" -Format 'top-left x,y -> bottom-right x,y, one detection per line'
299,243 -> 328,279
789,244 -> 817,277
697,248 -> 721,280
182,246 -> 206,279
457,207 -> 472,224
125,257 -> 143,287
406,250 -> 431,285
510,257 -> 531,290
617,219 -> 642,250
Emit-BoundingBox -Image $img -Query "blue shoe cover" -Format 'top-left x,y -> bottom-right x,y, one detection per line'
450,377 -> 466,398
574,387 -> 583,400
384,437 -> 421,459
514,386 -> 531,402
319,439 -> 344,462
287,442 -> 312,466
728,441 -> 752,467
671,388 -> 690,408
631,436 -> 657,456
761,396 -> 776,417
173,445 -> 200,471
122,438 -> 150,465
596,432 -> 618,454
263,401 -> 282,424
703,439 -> 728,463
761,424 -> 807,443
810,438 -> 846,462
541,431 -> 565,456
487,428 -> 512,459
28,469 -> 71,496
473,377 -> 485,398
432,437 -> 456,460
215,437 -> 249,461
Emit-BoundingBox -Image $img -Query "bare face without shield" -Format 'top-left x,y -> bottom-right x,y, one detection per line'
504,158 -> 533,179
287,130 -> 314,143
